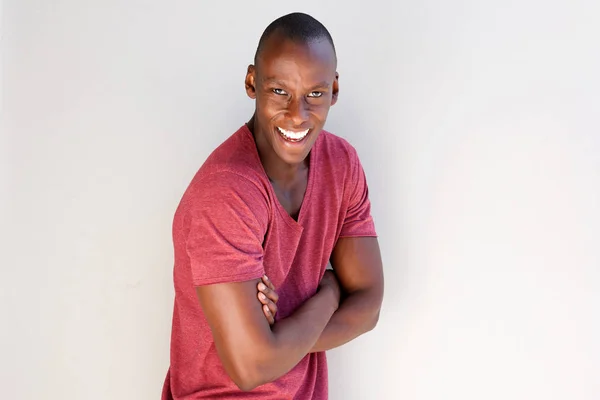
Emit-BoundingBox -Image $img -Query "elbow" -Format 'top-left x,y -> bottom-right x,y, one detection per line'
366,309 -> 381,332
228,364 -> 263,392
344,289 -> 382,334
233,377 -> 260,392
226,358 -> 267,392
349,306 -> 381,335
223,347 -> 273,392
358,292 -> 382,333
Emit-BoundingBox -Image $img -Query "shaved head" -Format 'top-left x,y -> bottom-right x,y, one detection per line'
254,12 -> 337,67
244,12 -> 339,168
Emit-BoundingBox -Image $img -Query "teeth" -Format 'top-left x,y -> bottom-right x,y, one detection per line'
277,127 -> 309,141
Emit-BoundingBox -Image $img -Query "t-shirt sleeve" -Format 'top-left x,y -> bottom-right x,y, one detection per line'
184,171 -> 268,286
339,146 -> 378,238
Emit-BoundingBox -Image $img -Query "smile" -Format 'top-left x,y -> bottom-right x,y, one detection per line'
277,127 -> 310,142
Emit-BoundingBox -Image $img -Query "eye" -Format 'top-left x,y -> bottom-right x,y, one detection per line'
272,88 -> 287,95
308,91 -> 323,98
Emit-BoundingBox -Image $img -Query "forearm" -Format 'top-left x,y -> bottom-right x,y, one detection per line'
248,287 -> 338,388
310,290 -> 380,353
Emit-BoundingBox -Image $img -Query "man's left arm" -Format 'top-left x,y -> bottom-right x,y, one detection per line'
309,235 -> 384,352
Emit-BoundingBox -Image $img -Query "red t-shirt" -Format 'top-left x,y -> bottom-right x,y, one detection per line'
162,125 -> 377,399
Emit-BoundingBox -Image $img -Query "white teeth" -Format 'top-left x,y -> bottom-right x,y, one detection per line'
277,127 -> 309,141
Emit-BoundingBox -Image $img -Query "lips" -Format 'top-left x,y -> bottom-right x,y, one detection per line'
276,126 -> 310,142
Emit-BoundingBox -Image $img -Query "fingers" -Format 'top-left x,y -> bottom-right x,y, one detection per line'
262,275 -> 276,291
258,280 -> 279,303
262,304 -> 274,325
258,289 -> 278,311
258,275 -> 278,325
258,292 -> 277,325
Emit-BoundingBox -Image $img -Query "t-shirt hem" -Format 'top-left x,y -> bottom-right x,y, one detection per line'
338,232 -> 378,238
192,269 -> 265,286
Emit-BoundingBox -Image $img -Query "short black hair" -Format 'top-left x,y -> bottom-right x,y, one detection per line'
254,12 -> 336,65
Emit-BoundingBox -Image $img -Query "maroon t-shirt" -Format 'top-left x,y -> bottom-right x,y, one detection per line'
163,125 -> 377,399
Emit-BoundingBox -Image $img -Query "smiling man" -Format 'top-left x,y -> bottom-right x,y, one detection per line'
162,12 -> 384,399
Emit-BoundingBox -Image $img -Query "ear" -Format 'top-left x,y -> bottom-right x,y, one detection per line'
331,72 -> 339,106
245,65 -> 257,99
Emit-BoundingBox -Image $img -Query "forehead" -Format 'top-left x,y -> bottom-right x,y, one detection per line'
256,36 -> 336,83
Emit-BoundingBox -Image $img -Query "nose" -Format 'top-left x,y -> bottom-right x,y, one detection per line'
286,97 -> 309,126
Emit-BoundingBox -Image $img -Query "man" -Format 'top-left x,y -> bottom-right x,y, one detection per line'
162,12 -> 384,399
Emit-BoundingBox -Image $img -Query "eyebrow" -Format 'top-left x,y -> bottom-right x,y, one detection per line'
263,78 -> 330,90
310,81 -> 330,89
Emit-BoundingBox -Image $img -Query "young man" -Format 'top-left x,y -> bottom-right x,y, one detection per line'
162,12 -> 384,399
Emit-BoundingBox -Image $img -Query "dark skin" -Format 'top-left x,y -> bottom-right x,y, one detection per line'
259,237 -> 383,352
246,34 -> 338,219
196,33 -> 384,391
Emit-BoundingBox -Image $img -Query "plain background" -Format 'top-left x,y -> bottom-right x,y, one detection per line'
2,1 -> 599,399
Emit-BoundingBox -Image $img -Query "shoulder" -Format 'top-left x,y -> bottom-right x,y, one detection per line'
316,129 -> 362,177
178,126 -> 271,217
318,129 -> 361,164
201,125 -> 267,183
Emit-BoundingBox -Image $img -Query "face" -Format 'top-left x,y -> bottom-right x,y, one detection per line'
245,36 -> 339,166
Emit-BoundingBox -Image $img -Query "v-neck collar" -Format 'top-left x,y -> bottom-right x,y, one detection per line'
242,124 -> 317,230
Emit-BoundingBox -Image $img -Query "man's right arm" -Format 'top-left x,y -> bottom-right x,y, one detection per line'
196,276 -> 340,391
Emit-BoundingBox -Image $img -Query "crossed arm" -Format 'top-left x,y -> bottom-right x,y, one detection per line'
196,236 -> 383,391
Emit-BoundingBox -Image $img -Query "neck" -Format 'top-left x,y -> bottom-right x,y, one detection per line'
248,115 -> 309,185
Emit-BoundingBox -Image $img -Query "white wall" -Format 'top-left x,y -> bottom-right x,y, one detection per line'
3,1 -> 599,399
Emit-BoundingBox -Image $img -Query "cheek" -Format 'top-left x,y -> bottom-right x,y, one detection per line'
260,97 -> 287,115
309,103 -> 330,121
255,104 -> 276,123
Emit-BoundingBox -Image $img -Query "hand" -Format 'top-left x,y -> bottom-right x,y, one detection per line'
319,270 -> 341,306
257,275 -> 279,325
